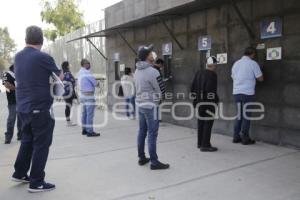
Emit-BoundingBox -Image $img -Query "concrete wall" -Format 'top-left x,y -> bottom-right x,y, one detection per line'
105,0 -> 195,29
105,0 -> 300,148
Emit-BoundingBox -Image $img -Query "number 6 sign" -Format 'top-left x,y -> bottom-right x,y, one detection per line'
260,18 -> 282,39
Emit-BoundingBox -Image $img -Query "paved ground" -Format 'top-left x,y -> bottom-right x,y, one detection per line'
0,93 -> 300,200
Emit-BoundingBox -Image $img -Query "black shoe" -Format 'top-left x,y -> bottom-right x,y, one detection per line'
82,130 -> 87,135
11,174 -> 30,183
4,139 -> 11,144
233,138 -> 242,143
138,158 -> 150,166
86,132 -> 101,137
150,161 -> 170,170
242,138 -> 256,145
200,146 -> 218,152
28,182 -> 56,193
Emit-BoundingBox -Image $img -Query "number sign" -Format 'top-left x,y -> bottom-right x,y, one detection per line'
162,43 -> 172,56
260,18 -> 282,39
198,36 -> 212,51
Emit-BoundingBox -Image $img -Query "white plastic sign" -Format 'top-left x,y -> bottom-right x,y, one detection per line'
162,43 -> 172,56
266,47 -> 282,60
217,53 -> 228,64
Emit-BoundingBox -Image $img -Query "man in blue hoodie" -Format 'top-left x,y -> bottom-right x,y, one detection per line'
134,45 -> 169,170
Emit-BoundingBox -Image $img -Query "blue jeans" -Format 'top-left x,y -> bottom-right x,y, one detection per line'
137,106 -> 159,165
234,94 -> 255,139
80,97 -> 96,134
125,96 -> 136,117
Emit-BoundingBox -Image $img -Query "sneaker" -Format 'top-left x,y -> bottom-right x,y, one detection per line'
28,182 -> 56,193
67,121 -> 77,127
138,158 -> 150,166
242,138 -> 256,145
11,175 -> 30,183
200,146 -> 218,152
86,132 -> 101,137
4,139 -> 11,144
150,161 -> 170,170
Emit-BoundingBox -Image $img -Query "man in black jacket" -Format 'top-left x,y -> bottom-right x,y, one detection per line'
191,56 -> 219,152
2,65 -> 22,144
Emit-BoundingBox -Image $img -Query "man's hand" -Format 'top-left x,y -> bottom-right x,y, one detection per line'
4,82 -> 15,91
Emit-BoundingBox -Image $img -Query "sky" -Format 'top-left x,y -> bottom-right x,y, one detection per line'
0,0 -> 121,50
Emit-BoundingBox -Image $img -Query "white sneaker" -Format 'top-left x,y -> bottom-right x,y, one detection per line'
67,121 -> 77,127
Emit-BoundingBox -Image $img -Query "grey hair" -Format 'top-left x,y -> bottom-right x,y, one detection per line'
25,26 -> 44,45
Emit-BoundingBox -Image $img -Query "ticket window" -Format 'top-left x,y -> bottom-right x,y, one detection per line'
163,55 -> 172,81
255,45 -> 266,68
114,61 -> 120,81
199,51 -> 208,71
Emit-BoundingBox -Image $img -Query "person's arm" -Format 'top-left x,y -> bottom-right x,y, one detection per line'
150,70 -> 162,100
256,76 -> 264,82
41,53 -> 64,81
253,62 -> 264,82
4,82 -> 15,90
156,75 -> 166,97
205,73 -> 219,103
88,75 -> 97,87
2,72 -> 16,91
191,71 -> 200,96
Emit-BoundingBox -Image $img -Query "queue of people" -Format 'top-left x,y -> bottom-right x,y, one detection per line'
2,24 -> 264,193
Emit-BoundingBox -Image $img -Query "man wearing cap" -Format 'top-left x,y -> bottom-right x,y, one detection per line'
191,56 -> 219,152
134,45 -> 170,170
231,47 -> 264,145
12,26 -> 63,193
2,64 -> 22,144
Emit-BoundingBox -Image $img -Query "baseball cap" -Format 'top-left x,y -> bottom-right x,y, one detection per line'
138,45 -> 154,61
207,56 -> 218,65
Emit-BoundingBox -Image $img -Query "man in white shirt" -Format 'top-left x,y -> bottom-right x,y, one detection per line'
231,47 -> 264,145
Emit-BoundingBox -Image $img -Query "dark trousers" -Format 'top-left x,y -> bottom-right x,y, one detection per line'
64,97 -> 74,121
125,96 -> 136,117
13,110 -> 55,187
5,104 -> 22,140
234,94 -> 255,139
197,105 -> 216,148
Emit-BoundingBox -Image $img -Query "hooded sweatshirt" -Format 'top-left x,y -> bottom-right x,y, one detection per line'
134,61 -> 162,108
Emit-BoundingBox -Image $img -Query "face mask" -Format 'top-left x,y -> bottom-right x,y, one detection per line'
152,51 -> 158,61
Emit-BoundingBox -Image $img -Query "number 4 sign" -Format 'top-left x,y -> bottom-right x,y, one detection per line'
260,18 -> 282,39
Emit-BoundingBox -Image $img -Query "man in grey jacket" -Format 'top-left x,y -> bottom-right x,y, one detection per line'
134,45 -> 170,170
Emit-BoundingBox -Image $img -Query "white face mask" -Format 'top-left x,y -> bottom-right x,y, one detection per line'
152,51 -> 158,61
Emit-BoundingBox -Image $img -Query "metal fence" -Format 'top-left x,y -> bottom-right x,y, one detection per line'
44,20 -> 107,109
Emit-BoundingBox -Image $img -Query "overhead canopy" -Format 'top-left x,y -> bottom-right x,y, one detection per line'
67,0 -> 244,43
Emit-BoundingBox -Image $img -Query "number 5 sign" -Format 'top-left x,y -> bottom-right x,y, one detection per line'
198,35 -> 212,51
260,18 -> 282,39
